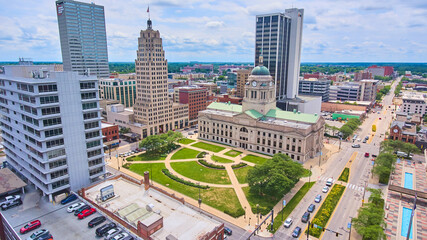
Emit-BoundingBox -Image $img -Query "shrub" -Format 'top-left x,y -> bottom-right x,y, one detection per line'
161,169 -> 209,189
224,208 -> 245,218
123,163 -> 131,169
197,151 -> 207,158
198,160 -> 225,169
338,168 -> 349,182
231,162 -> 248,169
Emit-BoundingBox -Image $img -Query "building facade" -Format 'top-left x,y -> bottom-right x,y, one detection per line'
367,65 -> 394,77
174,86 -> 208,124
359,79 -> 379,102
133,19 -> 189,138
198,65 -> 324,162
101,122 -> 119,148
255,9 -> 304,100
0,65 -> 105,201
354,71 -> 372,81
389,121 -> 417,143
56,0 -> 109,78
99,78 -> 137,107
401,93 -> 427,115
236,69 -> 251,98
329,83 -> 360,102
298,79 -> 331,102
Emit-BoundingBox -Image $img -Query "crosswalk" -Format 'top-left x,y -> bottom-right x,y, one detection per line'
318,177 -> 365,193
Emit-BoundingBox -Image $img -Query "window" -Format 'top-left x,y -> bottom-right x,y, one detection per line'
52,179 -> 69,189
42,107 -> 60,116
82,102 -> 97,110
80,82 -> 96,89
84,121 -> 99,130
51,169 -> 68,179
40,96 -> 59,104
83,112 -> 98,120
46,138 -> 64,148
86,140 -> 101,149
45,128 -> 63,138
43,118 -> 61,127
88,158 -> 103,167
85,131 -> 100,139
81,92 -> 96,100
47,148 -> 66,159
89,167 -> 104,176
38,84 -> 57,93
49,159 -> 67,169
88,149 -> 101,158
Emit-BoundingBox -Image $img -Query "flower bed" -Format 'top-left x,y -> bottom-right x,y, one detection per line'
338,168 -> 349,182
309,184 -> 346,238
198,159 -> 225,169
197,151 -> 207,158
231,162 -> 248,169
161,169 -> 209,189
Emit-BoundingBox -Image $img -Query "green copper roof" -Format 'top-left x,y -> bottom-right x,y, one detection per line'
251,66 -> 270,76
265,108 -> 319,123
245,109 -> 263,119
207,102 -> 242,113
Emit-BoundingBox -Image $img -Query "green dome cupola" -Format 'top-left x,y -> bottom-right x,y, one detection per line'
251,66 -> 270,76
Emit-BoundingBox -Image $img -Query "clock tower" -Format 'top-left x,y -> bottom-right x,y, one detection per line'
242,63 -> 276,114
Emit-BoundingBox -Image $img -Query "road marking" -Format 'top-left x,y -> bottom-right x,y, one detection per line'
352,185 -> 356,190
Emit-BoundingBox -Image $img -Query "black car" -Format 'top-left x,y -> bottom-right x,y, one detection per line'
301,212 -> 310,223
38,233 -> 53,240
88,216 -> 106,228
224,227 -> 232,236
74,205 -> 91,216
96,222 -> 117,237
122,236 -> 134,240
1,198 -> 22,211
307,204 -> 316,213
292,226 -> 302,238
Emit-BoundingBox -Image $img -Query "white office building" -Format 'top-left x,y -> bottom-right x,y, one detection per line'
401,93 -> 427,115
0,65 -> 105,201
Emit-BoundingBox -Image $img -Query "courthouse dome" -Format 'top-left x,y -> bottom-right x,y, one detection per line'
251,66 -> 270,76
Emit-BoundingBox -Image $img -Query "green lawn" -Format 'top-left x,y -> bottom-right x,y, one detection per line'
170,161 -> 231,184
243,186 -> 278,215
179,138 -> 196,145
211,155 -> 234,163
129,163 -> 244,217
170,148 -> 200,160
338,168 -> 349,182
224,150 -> 242,158
242,154 -> 269,165
127,152 -> 166,161
271,182 -> 315,233
191,142 -> 225,153
233,166 -> 253,184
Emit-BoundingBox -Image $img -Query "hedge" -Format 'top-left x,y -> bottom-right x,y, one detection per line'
231,162 -> 248,169
308,184 -> 346,238
161,169 -> 209,189
197,151 -> 207,158
224,208 -> 245,218
198,159 -> 225,169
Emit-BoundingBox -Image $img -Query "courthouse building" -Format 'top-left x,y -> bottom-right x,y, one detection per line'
198,63 -> 324,162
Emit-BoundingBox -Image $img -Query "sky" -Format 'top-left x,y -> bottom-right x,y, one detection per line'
0,0 -> 427,63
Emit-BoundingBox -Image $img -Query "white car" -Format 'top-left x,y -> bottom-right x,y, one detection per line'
67,202 -> 85,213
283,218 -> 293,228
322,186 -> 329,193
1,195 -> 20,205
104,228 -> 121,240
112,232 -> 129,240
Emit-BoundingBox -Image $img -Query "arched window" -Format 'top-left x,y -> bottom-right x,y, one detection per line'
240,127 -> 248,133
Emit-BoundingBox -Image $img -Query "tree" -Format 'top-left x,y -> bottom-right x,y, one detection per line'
119,127 -> 131,134
247,153 -> 304,200
401,142 -> 421,157
139,131 -> 183,154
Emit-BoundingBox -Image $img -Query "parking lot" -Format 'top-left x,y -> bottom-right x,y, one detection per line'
1,185 -> 136,239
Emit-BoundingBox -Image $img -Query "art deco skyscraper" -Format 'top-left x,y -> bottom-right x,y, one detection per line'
56,0 -> 110,78
255,9 -> 304,100
133,19 -> 188,138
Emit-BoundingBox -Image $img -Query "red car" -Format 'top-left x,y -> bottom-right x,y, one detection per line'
20,220 -> 41,234
365,152 -> 370,157
78,208 -> 96,219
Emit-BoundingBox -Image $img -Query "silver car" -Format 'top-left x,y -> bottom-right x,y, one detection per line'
26,229 -> 49,240
283,218 -> 293,228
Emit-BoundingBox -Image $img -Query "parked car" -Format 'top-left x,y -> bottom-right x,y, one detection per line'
372,154 -> 378,158
78,208 -> 96,219
104,228 -> 121,240
314,194 -> 322,203
60,194 -> 77,205
322,186 -> 329,193
96,223 -> 117,237
292,226 -> 302,238
188,132 -> 194,135
301,212 -> 310,223
362,139 -> 367,143
283,218 -> 293,228
364,152 -> 370,157
112,232 -> 129,240
1,197 -> 22,210
365,136 -> 369,140
121,236 -> 134,240
67,202 -> 85,213
1,195 -> 21,205
379,117 -> 382,120
74,205 -> 91,216
37,234 -> 53,240
224,227 -> 232,236
26,229 -> 49,240
326,178 -> 333,186
88,216 -> 106,228
307,204 -> 316,213
194,130 -> 198,133
351,144 -> 360,148
20,220 -> 41,234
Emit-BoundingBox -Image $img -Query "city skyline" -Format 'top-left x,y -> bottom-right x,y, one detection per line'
1,0 -> 427,62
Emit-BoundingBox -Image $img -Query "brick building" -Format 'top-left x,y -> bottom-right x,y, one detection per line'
174,86 -> 208,125
102,122 -> 120,148
389,121 -> 417,143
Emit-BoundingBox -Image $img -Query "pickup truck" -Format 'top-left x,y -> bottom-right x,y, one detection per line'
0,195 -> 20,205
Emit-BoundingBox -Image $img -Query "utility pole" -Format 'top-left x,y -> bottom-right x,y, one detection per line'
406,193 -> 417,240
307,220 -> 310,240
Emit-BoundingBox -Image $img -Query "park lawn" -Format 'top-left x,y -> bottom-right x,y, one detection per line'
191,142 -> 225,153
179,138 -> 196,145
224,150 -> 242,158
243,186 -> 278,215
242,154 -> 269,165
127,152 -> 166,161
211,155 -> 234,163
271,182 -> 315,233
233,166 -> 253,184
129,163 -> 244,217
170,148 -> 200,160
170,161 -> 231,185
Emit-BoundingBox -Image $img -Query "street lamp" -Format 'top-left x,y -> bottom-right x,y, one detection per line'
309,165 -> 312,184
198,182 -> 202,212
338,131 -> 343,150
256,204 -> 259,233
244,206 -> 246,219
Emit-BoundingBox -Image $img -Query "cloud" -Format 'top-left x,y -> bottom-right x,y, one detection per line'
205,21 -> 224,28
